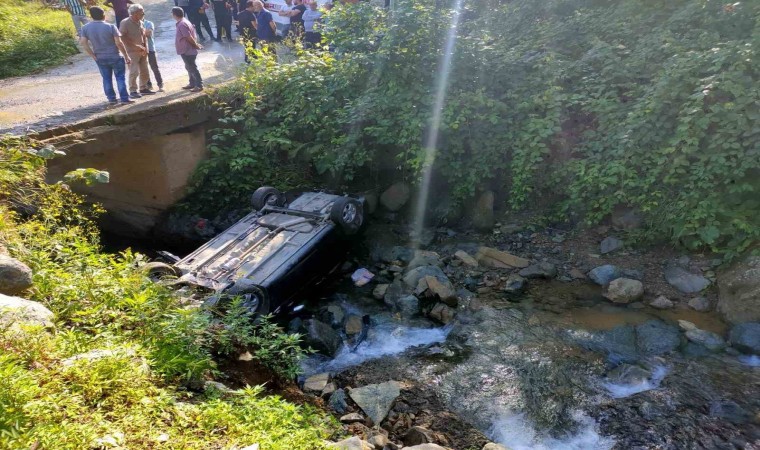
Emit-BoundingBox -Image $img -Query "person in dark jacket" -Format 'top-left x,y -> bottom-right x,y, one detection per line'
211,0 -> 234,41
188,0 -> 215,41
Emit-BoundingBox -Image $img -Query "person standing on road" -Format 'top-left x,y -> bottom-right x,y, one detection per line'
62,0 -> 89,37
143,18 -> 164,92
252,0 -> 276,53
278,0 -> 305,40
237,0 -> 257,62
172,7 -> 204,92
79,6 -> 133,104
189,0 -> 215,41
104,0 -> 131,26
119,4 -> 154,98
211,0 -> 234,42
302,0 -> 323,49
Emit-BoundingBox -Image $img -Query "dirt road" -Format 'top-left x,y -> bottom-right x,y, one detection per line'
0,0 -> 244,135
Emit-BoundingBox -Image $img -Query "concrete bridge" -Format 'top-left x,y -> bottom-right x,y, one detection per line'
36,93 -> 216,236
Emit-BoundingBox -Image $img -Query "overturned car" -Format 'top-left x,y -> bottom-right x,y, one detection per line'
148,187 -> 366,315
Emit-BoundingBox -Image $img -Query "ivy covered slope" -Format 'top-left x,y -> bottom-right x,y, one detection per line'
188,0 -> 759,257
0,137 -> 336,449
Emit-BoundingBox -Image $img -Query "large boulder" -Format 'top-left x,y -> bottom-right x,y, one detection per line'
728,323 -> 760,354
471,191 -> 495,231
663,265 -> 710,294
0,293 -> 54,329
0,255 -> 33,295
603,278 -> 644,304
635,320 -> 681,356
349,381 -> 401,426
304,319 -> 343,356
380,182 -> 411,212
718,255 -> 760,324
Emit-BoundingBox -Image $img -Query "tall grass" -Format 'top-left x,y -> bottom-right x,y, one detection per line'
0,0 -> 78,79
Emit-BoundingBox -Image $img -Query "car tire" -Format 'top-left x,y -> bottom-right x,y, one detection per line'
330,197 -> 364,235
142,262 -> 180,281
251,186 -> 286,211
225,280 -> 271,316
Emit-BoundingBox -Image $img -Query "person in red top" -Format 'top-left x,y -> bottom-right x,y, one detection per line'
172,7 -> 204,92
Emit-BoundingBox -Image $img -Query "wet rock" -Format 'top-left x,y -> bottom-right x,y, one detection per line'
0,293 -> 54,329
304,319 -> 343,356
407,251 -> 443,271
717,254 -> 760,323
340,413 -> 365,424
503,274 -> 526,294
636,320 -> 681,357
611,206 -> 643,230
728,323 -> 760,354
329,388 -> 348,414
454,250 -> 479,267
403,265 -> 449,290
303,372 -> 331,393
378,246 -> 415,264
709,400 -> 751,424
329,436 -> 374,450
471,191 -> 495,231
429,302 -> 456,324
682,341 -> 711,358
678,320 -> 698,331
373,284 -> 389,300
600,236 -> 624,254
420,276 -> 457,306
380,182 -> 411,212
663,265 -> 711,294
688,296 -> 711,312
588,264 -> 623,285
349,380 -> 400,426
404,445 -> 449,450
0,255 -> 33,295
603,278 -> 644,304
482,444 -> 511,450
325,305 -> 346,327
685,329 -> 725,352
518,262 -> 557,279
475,247 -> 530,269
568,268 -> 586,280
403,426 -> 434,446
396,295 -> 420,318
606,363 -> 651,385
650,295 -> 674,309
345,315 -> 364,336
384,280 -> 408,310
322,382 -> 337,396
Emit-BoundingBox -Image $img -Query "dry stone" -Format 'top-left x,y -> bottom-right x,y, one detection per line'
650,295 -> 674,309
475,247 -> 530,269
372,284 -> 389,300
349,381 -> 400,426
0,255 -> 33,295
717,255 -> 760,324
303,372 -> 331,393
604,278 -> 644,304
0,293 -> 53,329
454,250 -> 479,267
429,302 -> 456,324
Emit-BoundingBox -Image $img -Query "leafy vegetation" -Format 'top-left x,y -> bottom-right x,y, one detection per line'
185,0 -> 759,258
0,0 -> 79,79
0,137 -> 336,449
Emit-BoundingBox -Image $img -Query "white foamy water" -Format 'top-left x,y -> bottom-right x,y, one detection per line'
489,410 -> 614,450
302,323 -> 450,375
738,355 -> 760,367
602,365 -> 669,399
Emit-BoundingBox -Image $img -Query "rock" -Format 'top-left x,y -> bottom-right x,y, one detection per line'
329,389 -> 348,414
454,250 -> 479,267
368,434 -> 392,449
403,426 -> 433,446
568,268 -> 586,280
471,191 -> 495,231
372,284 -> 389,300
518,262 -> 557,279
588,265 -> 623,285
663,265 -> 711,294
304,319 -> 343,356
650,295 -> 674,309
404,445 -> 449,450
482,444 -> 511,450
204,381 -> 234,393
728,323 -> 760,354
379,246 -> 415,264
345,315 -> 364,336
604,278 -> 644,304
326,304 -> 345,327
475,247 -> 530,269
303,372 -> 331,393
61,347 -> 139,368
717,255 -> 760,323
329,436 -> 373,450
422,276 -> 457,306
429,302 -> 456,324
611,206 -> 643,230
606,363 -> 652,385
678,320 -> 698,331
403,265 -> 449,290
348,380 -> 400,426
384,280 -> 408,310
396,295 -> 420,318
407,251 -> 443,271
600,236 -> 624,254
380,182 -> 411,212
322,382 -> 337,396
340,413 -> 365,424
503,274 -> 526,294
709,400 -> 751,424
0,255 -> 33,295
688,296 -> 711,312
685,329 -> 726,352
0,293 -> 54,329
636,319 -> 681,357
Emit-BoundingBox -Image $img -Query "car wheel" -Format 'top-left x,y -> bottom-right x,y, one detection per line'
330,197 -> 364,235
251,186 -> 285,211
142,262 -> 180,281
225,280 -> 271,316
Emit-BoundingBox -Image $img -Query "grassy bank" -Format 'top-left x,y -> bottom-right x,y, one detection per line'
0,136 -> 337,449
0,0 -> 78,79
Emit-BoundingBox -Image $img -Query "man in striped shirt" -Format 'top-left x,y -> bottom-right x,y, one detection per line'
62,0 -> 89,36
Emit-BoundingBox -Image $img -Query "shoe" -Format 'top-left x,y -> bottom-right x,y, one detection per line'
158,86 -> 165,92
214,38 -> 222,42
108,99 -> 118,105
129,91 -> 142,98
190,86 -> 204,92
181,85 -> 193,90
120,99 -> 135,104
139,88 -> 156,95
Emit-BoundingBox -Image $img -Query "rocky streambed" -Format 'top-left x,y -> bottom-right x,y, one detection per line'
287,222 -> 760,450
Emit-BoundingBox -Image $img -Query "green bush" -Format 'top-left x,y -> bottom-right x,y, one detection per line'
0,0 -> 78,79
186,0 -> 759,258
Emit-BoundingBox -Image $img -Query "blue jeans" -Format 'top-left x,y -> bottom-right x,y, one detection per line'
96,57 -> 129,102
